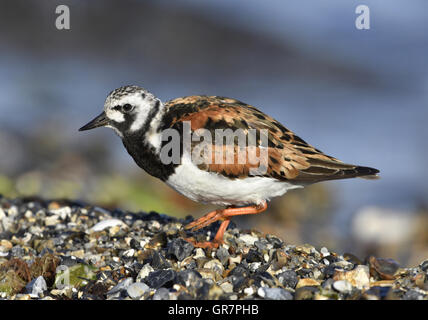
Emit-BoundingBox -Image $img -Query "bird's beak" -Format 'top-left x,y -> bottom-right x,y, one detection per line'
79,111 -> 109,131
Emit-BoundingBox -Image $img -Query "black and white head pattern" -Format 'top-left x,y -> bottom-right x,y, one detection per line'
104,85 -> 162,137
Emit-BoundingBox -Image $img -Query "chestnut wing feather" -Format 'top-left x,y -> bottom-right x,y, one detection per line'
162,96 -> 379,182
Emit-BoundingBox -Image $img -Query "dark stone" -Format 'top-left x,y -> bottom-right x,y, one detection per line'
60,255 -> 85,267
148,232 -> 168,247
195,280 -> 211,300
365,286 -> 391,299
252,271 -> 276,287
177,269 -> 210,299
167,238 -> 194,261
277,270 -> 298,289
151,251 -> 171,269
228,264 -> 250,292
419,260 -> 428,272
229,265 -> 249,278
324,255 -> 338,264
145,269 -> 176,289
129,238 -> 140,249
266,234 -> 283,248
216,247 -> 229,266
81,281 -> 109,299
126,262 -> 144,278
176,269 -> 202,287
254,240 -> 268,251
244,249 -> 263,263
184,260 -> 197,269
105,259 -> 121,270
0,231 -> 12,240
256,262 -> 270,273
232,276 -> 250,292
369,256 -> 400,280
322,265 -> 340,278
177,292 -> 194,300
296,268 -> 312,277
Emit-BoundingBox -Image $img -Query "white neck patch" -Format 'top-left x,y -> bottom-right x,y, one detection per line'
143,103 -> 165,152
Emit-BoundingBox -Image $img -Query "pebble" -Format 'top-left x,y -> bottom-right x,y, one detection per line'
296,278 -> 320,289
220,282 -> 234,293
167,238 -> 194,261
153,287 -> 170,300
419,260 -> 428,272
0,240 -> 13,252
137,263 -> 154,281
228,255 -> 242,265
49,206 -> 72,218
51,286 -> 73,299
204,259 -> 224,274
244,249 -> 262,263
145,269 -> 176,289
26,276 -> 47,298
369,256 -> 400,280
248,262 -> 262,272
258,287 -> 293,300
198,269 -> 217,282
107,277 -> 133,296
216,247 -> 229,265
193,248 -> 205,259
90,219 -> 124,232
333,265 -> 370,290
320,247 -> 330,257
151,251 -> 171,269
127,282 -> 150,300
295,244 -> 313,255
44,215 -> 59,226
295,286 -> 319,300
266,235 -> 283,248
333,280 -> 353,294
123,249 -> 135,258
277,270 -> 299,288
238,234 -> 258,246
176,269 -> 202,287
0,197 -> 425,301
243,286 -> 255,296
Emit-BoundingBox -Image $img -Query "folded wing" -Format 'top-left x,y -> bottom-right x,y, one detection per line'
162,96 -> 379,182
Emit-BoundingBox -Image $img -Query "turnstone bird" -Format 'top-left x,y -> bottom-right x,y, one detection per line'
79,85 -> 379,248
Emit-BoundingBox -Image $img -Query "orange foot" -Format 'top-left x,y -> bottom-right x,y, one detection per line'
183,201 -> 267,248
183,236 -> 224,249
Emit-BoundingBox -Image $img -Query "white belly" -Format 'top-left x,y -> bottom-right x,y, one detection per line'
166,154 -> 304,207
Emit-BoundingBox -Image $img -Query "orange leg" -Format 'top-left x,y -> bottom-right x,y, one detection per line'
184,201 -> 267,248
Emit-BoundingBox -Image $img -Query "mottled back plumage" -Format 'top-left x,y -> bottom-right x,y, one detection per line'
162,95 -> 379,183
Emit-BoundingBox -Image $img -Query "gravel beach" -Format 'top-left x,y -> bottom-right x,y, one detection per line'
0,196 -> 427,300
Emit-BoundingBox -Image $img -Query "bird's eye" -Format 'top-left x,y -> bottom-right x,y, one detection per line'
122,104 -> 134,113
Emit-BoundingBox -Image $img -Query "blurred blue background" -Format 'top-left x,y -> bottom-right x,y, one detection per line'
0,0 -> 427,266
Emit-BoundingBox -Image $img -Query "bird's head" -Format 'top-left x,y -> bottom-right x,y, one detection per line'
79,85 -> 162,137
